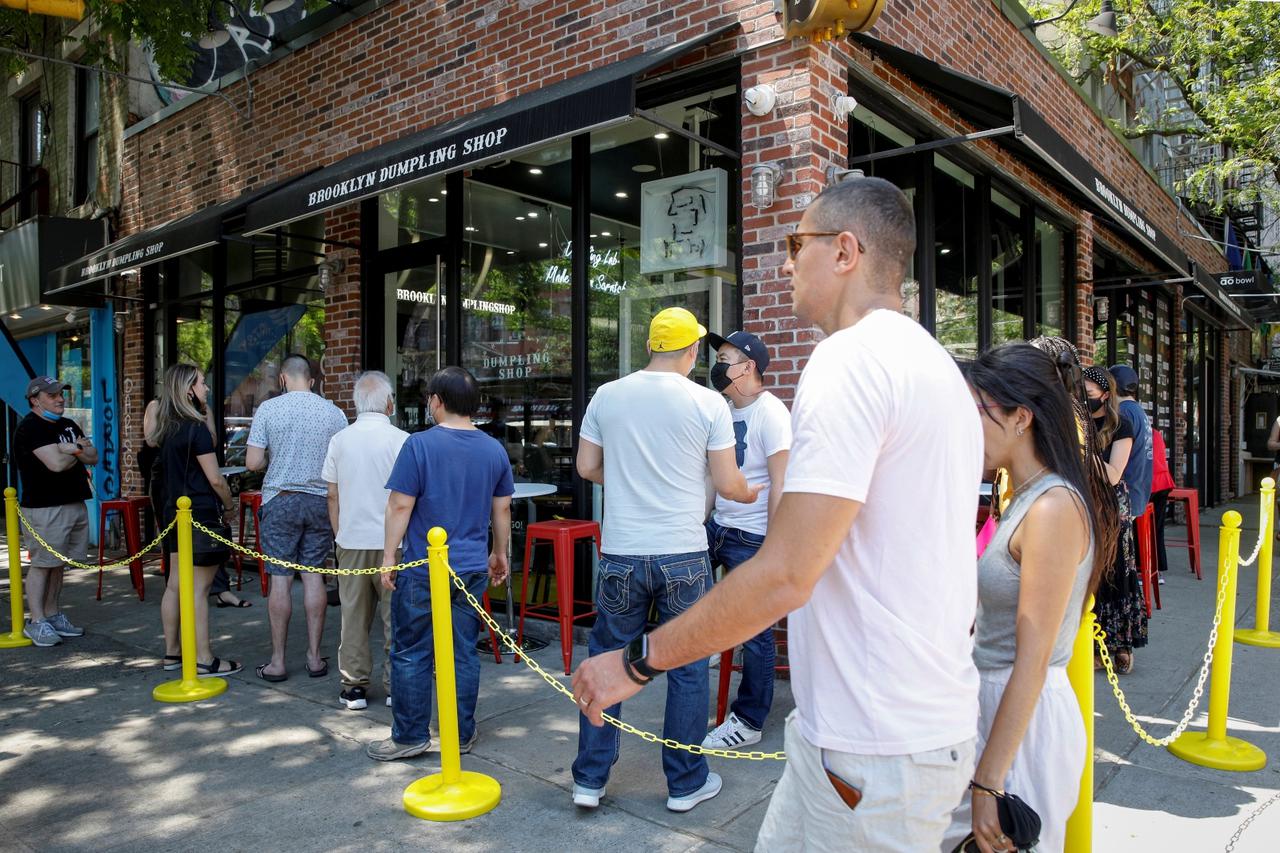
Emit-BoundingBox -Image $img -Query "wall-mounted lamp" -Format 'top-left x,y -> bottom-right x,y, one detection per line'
832,94 -> 858,118
317,261 -> 334,290
751,164 -> 785,210
1094,296 -> 1110,322
743,84 -> 777,117
825,166 -> 865,185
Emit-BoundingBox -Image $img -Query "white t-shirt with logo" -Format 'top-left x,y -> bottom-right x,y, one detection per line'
783,309 -> 983,755
712,391 -> 792,536
321,412 -> 410,550
581,370 -> 735,555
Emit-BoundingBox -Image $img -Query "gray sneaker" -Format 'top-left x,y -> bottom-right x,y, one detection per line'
23,619 -> 61,647
46,612 -> 84,638
366,737 -> 431,762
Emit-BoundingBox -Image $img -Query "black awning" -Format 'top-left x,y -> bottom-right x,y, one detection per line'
242,24 -> 738,235
46,171 -> 316,299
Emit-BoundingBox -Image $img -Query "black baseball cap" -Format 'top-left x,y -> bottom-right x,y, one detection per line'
706,330 -> 770,374
1108,364 -> 1140,394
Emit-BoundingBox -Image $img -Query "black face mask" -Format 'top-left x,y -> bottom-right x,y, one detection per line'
1088,397 -> 1105,414
710,362 -> 736,392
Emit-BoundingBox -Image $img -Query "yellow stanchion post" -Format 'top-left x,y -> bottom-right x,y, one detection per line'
153,497 -> 227,703
1168,511 -> 1266,771
403,527 -> 501,821
1237,477 -> 1280,648
1063,596 -> 1095,853
0,487 -> 33,648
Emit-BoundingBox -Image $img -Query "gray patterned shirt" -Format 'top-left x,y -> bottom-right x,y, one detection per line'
247,391 -> 348,504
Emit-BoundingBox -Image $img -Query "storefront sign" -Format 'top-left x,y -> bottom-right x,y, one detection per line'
1216,270 -> 1261,291
91,306 -> 118,503
396,289 -> 516,315
545,243 -> 624,294
481,350 -> 551,380
1092,177 -> 1157,243
48,208 -> 219,296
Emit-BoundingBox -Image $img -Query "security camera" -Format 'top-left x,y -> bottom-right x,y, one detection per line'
743,84 -> 777,117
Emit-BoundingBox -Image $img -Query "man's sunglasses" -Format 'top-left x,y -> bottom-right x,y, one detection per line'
785,231 -> 867,261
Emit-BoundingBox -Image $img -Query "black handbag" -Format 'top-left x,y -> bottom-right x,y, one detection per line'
952,781 -> 1042,852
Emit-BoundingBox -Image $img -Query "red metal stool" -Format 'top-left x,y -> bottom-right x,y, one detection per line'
96,497 -> 146,601
517,519 -> 601,674
237,490 -> 267,595
1166,487 -> 1202,579
716,618 -> 789,726
1134,504 -> 1161,616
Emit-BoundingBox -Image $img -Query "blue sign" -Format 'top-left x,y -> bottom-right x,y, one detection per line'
223,304 -> 307,398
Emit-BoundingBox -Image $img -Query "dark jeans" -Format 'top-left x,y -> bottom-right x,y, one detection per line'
706,518 -> 774,731
572,551 -> 713,797
1151,489 -> 1171,574
390,571 -> 489,745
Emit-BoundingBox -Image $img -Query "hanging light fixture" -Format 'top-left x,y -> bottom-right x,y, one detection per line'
1086,0 -> 1119,37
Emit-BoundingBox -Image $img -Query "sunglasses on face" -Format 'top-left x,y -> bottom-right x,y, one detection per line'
785,231 -> 867,261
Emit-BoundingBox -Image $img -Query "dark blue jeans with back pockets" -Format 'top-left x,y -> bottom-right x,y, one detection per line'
571,550 -> 713,798
706,518 -> 775,731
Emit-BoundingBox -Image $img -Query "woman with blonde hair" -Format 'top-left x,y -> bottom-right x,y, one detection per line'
149,363 -> 242,676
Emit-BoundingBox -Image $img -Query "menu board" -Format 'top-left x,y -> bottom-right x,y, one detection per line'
1155,299 -> 1173,432
1137,298 -> 1156,421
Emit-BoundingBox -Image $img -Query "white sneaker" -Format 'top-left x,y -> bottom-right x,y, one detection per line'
666,771 -> 722,813
46,612 -> 84,638
702,712 -> 762,749
572,783 -> 606,808
1157,574 -> 1166,585
23,619 -> 61,647
386,695 -> 393,707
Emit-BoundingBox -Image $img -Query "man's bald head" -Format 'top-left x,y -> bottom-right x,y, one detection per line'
808,176 -> 915,291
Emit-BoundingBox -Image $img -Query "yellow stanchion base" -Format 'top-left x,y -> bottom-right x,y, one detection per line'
152,676 -> 228,703
1168,732 -> 1267,772
1234,628 -> 1280,649
403,770 -> 501,822
0,630 -> 33,648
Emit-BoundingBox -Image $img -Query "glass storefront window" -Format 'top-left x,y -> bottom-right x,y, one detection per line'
990,190 -> 1026,345
379,176 -> 447,251
56,326 -> 92,438
175,301 -> 214,374
388,262 -> 448,433
175,248 -> 214,298
1035,217 -> 1066,338
933,157 -> 978,359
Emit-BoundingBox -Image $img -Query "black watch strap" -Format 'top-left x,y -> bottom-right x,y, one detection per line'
625,634 -> 665,681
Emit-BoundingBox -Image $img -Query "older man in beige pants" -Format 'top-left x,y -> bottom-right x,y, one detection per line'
323,371 -> 409,710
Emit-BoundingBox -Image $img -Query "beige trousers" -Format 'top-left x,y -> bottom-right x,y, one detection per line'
335,547 -> 393,692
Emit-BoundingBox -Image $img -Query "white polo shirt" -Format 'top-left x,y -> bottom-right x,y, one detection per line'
321,412 -> 410,550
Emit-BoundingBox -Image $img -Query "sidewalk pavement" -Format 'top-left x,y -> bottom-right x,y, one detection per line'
1,497 -> 1278,852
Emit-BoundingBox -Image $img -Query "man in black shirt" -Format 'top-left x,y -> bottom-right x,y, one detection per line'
13,376 -> 97,647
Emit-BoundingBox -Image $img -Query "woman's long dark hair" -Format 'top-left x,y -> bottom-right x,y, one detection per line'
967,344 -> 1119,600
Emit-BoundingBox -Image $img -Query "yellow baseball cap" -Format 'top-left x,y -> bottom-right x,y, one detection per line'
649,307 -> 708,352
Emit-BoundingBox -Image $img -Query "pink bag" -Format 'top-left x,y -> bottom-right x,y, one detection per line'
976,515 -> 997,558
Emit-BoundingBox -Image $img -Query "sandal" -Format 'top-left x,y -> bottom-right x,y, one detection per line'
162,654 -> 182,671
306,657 -> 330,678
255,663 -> 287,683
197,657 -> 243,678
1115,651 -> 1134,675
214,593 -> 252,609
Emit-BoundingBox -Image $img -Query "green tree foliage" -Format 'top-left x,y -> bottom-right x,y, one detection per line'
1028,0 -> 1280,213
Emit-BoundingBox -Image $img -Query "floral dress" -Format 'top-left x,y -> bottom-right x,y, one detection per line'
1093,428 -> 1149,651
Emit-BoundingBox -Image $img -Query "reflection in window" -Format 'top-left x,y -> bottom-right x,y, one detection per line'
56,327 -> 93,438
934,158 -> 978,359
1036,217 -> 1065,339
379,176 -> 447,250
991,190 -> 1026,345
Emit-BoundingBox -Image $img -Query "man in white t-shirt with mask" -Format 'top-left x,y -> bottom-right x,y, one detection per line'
701,330 -> 791,750
572,177 -> 983,851
571,306 -> 762,815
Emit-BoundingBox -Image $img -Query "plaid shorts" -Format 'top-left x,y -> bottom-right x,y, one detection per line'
259,492 -> 333,577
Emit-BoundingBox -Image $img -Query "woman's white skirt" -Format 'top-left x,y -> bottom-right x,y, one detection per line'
940,666 -> 1086,853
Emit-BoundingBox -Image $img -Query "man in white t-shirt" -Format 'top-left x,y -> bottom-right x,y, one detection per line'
572,178 -> 983,851
571,306 -> 762,815
700,330 -> 791,750
322,371 -> 409,711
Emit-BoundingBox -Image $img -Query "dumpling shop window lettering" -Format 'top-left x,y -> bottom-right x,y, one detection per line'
396,288 -> 517,315
482,351 -> 552,380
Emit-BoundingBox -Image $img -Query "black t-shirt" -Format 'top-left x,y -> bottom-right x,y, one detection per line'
13,412 -> 91,508
157,421 -> 220,517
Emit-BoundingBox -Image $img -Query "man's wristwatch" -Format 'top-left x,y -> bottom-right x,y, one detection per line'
622,634 -> 665,686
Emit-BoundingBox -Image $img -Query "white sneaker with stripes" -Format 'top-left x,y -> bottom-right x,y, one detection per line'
701,712 -> 762,749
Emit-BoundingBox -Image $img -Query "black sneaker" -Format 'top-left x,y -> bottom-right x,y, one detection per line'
340,686 -> 368,710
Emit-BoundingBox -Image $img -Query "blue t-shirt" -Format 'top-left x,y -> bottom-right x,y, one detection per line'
385,426 -> 514,577
1118,399 -> 1153,514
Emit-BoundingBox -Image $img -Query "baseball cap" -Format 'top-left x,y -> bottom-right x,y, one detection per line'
1108,364 -> 1139,393
649,307 -> 708,352
25,376 -> 70,399
706,330 -> 771,375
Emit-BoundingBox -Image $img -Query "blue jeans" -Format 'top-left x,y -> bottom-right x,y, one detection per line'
390,571 -> 489,745
706,518 -> 774,731
572,551 -> 713,797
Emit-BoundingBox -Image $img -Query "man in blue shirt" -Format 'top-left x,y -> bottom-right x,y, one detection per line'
1109,364 -> 1153,515
366,366 -> 514,761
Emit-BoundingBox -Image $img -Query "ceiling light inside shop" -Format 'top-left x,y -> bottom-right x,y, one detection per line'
590,233 -> 597,238
940,247 -> 951,255
428,197 -> 439,203
506,250 -> 516,255
654,132 -> 669,140
70,334 -> 80,342
601,231 -> 611,236
440,189 -> 447,195
538,242 -> 549,248
529,167 -> 543,175
615,191 -> 628,198
176,318 -> 186,324
516,216 -> 525,221
527,211 -> 538,218
465,226 -> 478,232
40,305 -> 53,310
632,164 -> 656,173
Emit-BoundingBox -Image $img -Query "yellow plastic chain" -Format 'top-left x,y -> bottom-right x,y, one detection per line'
444,565 -> 787,761
16,505 -> 176,571
191,520 -> 430,574
1093,545 -> 1234,747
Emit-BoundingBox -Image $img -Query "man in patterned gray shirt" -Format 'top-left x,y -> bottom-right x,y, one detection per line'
247,354 -> 348,681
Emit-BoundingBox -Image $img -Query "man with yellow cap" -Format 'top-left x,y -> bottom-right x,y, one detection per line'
570,306 -> 761,814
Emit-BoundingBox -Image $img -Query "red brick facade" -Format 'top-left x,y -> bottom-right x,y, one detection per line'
114,0 -> 1246,499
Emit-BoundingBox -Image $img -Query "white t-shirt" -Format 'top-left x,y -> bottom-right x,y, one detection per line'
581,370 -> 735,555
321,412 -> 410,550
783,309 -> 983,755
712,391 -> 792,536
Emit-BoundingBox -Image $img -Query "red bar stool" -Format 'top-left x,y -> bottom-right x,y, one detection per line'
716,618 -> 789,726
1166,487 -> 1202,579
96,498 -> 146,601
1134,504 -> 1161,615
516,519 -> 601,674
237,490 -> 267,595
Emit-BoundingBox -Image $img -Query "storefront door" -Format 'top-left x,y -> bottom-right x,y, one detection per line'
384,248 -> 446,434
